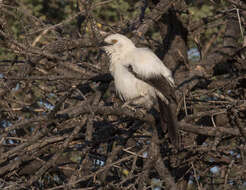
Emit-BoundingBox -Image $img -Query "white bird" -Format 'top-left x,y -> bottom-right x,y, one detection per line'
103,33 -> 178,145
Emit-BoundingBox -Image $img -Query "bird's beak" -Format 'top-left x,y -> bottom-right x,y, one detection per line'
99,41 -> 111,47
98,41 -> 113,51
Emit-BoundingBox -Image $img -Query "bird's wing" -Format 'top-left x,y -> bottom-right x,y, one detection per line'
124,47 -> 176,97
125,48 -> 178,146
129,48 -> 175,85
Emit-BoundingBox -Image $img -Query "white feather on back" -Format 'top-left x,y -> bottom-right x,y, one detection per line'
128,48 -> 175,86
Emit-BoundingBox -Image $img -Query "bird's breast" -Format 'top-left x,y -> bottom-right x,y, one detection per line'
111,64 -> 156,107
113,66 -> 140,100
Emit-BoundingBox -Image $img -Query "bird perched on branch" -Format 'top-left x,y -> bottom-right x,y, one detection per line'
102,33 -> 178,145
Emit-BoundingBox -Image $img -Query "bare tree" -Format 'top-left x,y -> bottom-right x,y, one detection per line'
0,0 -> 245,189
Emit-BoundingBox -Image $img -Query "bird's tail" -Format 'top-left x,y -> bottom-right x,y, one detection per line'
157,97 -> 178,147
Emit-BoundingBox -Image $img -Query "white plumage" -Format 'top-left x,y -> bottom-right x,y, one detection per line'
103,33 -> 178,144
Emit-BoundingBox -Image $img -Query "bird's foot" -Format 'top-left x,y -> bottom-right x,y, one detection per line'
121,103 -> 137,112
122,104 -> 147,115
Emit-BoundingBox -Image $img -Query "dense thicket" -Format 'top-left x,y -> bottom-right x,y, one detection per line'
0,0 -> 246,189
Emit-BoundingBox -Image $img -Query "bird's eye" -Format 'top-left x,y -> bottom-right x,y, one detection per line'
126,64 -> 133,72
111,39 -> 118,44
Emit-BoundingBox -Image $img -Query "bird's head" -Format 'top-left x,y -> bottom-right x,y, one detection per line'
102,34 -> 135,55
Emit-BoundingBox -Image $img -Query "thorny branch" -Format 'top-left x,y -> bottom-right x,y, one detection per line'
0,0 -> 245,189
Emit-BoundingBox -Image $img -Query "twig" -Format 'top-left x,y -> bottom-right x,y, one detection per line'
236,8 -> 244,40
191,162 -> 203,190
224,160 -> 234,187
